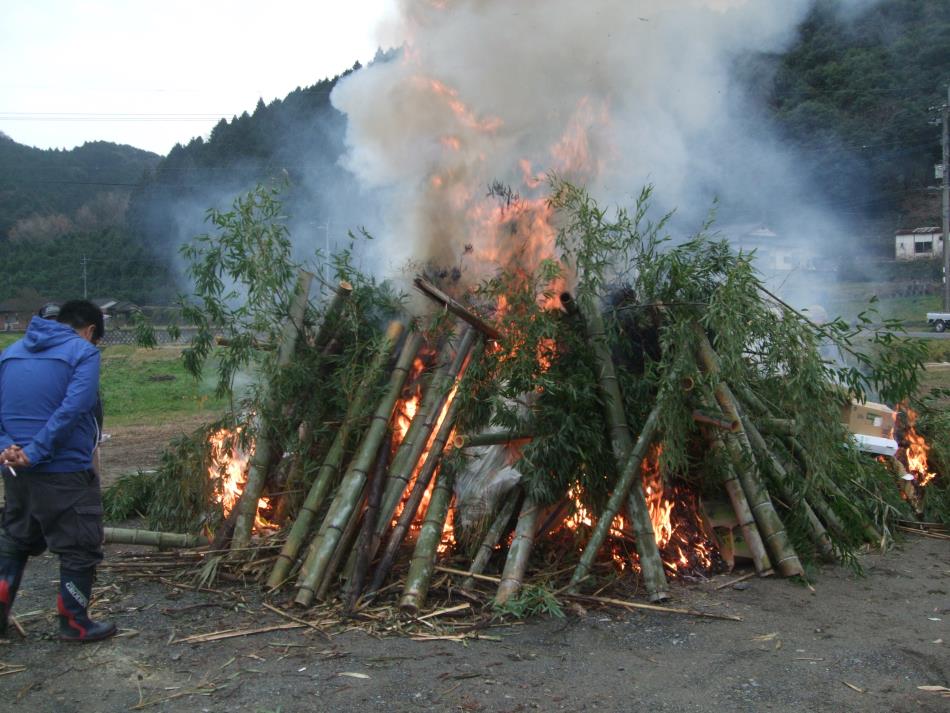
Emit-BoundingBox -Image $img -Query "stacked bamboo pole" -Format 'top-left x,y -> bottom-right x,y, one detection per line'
581,297 -> 669,602
692,324 -> 805,578
104,528 -> 210,548
293,328 -> 422,606
494,498 -> 541,606
265,322 -> 408,589
231,269 -> 316,551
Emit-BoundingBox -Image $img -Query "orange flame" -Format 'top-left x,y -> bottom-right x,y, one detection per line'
207,428 -> 274,531
901,407 -> 936,487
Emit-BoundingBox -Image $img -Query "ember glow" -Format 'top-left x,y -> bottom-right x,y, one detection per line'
640,446 -> 715,574
208,428 -> 274,531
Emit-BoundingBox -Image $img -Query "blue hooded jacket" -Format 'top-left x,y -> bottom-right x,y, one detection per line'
0,317 -> 100,472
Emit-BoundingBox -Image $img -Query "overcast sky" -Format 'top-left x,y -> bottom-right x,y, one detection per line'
0,1 -> 396,155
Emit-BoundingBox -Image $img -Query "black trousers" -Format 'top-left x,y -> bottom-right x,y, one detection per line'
0,469 -> 104,572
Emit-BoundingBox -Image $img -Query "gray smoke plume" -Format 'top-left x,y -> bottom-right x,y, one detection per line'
330,0 -> 857,290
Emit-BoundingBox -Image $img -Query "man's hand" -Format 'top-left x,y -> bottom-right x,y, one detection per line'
1,445 -> 30,468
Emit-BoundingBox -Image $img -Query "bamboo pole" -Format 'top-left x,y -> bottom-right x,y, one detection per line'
453,430 -> 536,449
315,479 -> 367,601
770,439 -> 850,540
580,298 -> 669,602
104,528 -> 210,548
705,431 -> 773,576
312,280 -> 354,352
692,324 -> 804,577
265,322 -> 409,589
692,410 -> 739,432
462,493 -> 520,590
232,269 -> 314,551
293,328 -> 420,607
343,434 -> 391,612
787,437 -> 882,545
757,418 -> 798,436
738,410 -> 836,562
369,338 -> 479,594
494,498 -> 540,606
398,464 -> 456,615
569,407 -> 660,591
374,329 -> 476,552
414,277 -> 501,340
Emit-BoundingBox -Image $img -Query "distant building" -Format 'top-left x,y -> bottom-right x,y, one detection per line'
0,302 -> 24,331
718,223 -> 817,272
91,298 -> 142,325
895,227 -> 943,260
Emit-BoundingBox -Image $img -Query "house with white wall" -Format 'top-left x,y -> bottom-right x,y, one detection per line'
895,227 -> 944,260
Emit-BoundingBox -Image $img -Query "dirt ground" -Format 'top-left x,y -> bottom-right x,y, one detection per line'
0,532 -> 947,713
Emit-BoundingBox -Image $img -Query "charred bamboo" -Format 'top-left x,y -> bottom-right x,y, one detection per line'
581,298 -> 669,602
103,528 -> 210,548
265,322 -> 409,589
398,464 -> 456,615
569,406 -> 660,591
693,325 -> 805,577
414,277 -> 501,340
293,328 -> 420,607
462,493 -> 521,590
494,498 -> 540,606
231,269 -> 314,551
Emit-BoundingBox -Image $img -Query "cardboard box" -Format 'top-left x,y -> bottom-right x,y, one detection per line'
840,400 -> 895,439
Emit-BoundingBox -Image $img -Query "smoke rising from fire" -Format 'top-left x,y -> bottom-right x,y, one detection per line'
331,0 -> 875,289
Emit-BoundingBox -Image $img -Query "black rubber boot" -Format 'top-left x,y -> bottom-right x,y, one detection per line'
57,568 -> 116,643
0,556 -> 27,638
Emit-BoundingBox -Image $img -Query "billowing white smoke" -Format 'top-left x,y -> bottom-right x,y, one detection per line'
331,0 -> 858,283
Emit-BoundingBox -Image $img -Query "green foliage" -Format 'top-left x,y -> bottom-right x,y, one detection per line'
492,584 -> 565,619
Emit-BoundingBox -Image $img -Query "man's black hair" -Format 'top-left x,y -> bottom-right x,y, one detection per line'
57,300 -> 105,342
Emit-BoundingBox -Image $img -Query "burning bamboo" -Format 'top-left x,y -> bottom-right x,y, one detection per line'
232,269 -> 315,551
580,298 -> 669,602
369,339 -> 481,595
414,276 -> 501,340
294,327 -> 421,607
494,497 -> 541,606
399,463 -> 456,615
104,527 -> 210,548
568,406 -> 660,591
265,322 -> 410,589
373,328 -> 477,553
462,493 -> 520,590
692,325 -> 805,578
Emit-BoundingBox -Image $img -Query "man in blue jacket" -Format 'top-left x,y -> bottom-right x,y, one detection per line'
0,300 -> 115,642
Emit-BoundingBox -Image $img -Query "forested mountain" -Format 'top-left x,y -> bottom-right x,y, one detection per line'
767,0 -> 950,228
2,0 -> 947,307
0,135 -> 159,239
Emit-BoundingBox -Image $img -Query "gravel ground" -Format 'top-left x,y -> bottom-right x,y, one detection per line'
1,534 -> 947,713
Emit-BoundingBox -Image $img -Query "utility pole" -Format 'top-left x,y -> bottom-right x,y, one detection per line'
943,84 -> 950,311
81,254 -> 88,299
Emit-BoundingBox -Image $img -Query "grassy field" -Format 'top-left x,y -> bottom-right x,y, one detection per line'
98,345 -> 228,426
0,334 -> 228,426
